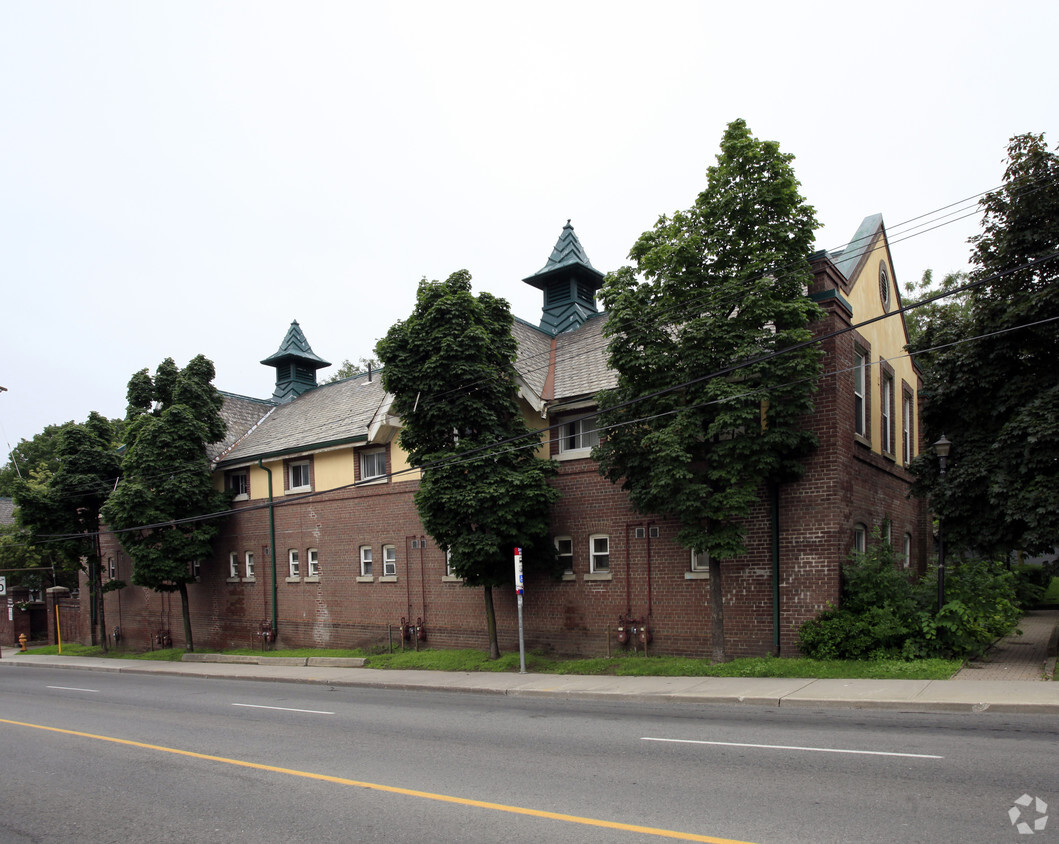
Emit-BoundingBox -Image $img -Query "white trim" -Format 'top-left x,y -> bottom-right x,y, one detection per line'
589,534 -> 610,573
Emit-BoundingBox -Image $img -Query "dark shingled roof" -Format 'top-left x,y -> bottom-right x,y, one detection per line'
210,392 -> 276,462
217,373 -> 389,466
551,312 -> 616,400
0,497 -> 15,527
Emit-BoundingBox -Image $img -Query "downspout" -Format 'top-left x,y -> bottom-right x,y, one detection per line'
258,459 -> 278,637
771,482 -> 780,655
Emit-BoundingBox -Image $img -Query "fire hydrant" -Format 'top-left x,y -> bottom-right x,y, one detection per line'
18,633 -> 28,652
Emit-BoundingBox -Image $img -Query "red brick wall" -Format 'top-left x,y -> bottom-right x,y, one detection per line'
92,259 -> 927,658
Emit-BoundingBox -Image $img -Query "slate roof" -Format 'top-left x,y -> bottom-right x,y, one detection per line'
0,496 -> 15,527
217,373 -> 389,467
210,392 -> 276,462
831,213 -> 883,282
551,312 -> 616,400
512,318 -> 553,401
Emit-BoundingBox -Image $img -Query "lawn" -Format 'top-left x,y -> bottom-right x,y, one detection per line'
17,643 -> 961,680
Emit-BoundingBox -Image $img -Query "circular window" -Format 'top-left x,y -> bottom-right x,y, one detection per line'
879,263 -> 890,311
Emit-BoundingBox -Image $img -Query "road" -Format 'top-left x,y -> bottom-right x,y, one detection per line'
1,667 -> 1056,843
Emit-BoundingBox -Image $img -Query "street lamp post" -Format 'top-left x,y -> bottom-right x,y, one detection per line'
933,435 -> 952,613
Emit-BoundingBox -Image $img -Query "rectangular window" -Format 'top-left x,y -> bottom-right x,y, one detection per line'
445,548 -> 458,578
288,460 -> 311,491
853,523 -> 867,554
902,391 -> 914,465
229,552 -> 239,579
903,533 -> 912,569
589,534 -> 610,572
555,536 -> 573,574
690,549 -> 709,572
881,373 -> 894,454
853,350 -> 867,437
307,548 -> 319,577
360,449 -> 386,482
288,549 -> 300,578
245,552 -> 255,579
227,470 -> 249,498
559,414 -> 600,453
383,544 -> 396,576
360,546 -> 373,577
108,556 -> 117,579
191,559 -> 201,579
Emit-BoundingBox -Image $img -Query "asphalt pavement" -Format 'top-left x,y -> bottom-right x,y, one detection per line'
3,609 -> 1056,715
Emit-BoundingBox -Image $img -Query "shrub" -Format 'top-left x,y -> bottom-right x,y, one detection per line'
799,534 -> 1027,660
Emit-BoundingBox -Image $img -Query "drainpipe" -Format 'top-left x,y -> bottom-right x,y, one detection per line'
771,482 -> 780,655
258,459 -> 278,637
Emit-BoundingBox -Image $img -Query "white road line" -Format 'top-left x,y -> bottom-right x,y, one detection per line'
232,703 -> 335,715
641,737 -> 943,759
47,686 -> 99,693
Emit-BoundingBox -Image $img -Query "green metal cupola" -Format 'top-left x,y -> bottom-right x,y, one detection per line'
261,320 -> 331,403
523,220 -> 604,335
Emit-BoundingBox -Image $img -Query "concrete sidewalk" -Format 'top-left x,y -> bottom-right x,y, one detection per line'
953,608 -> 1059,681
3,609 -> 1054,715
2,645 -> 1056,716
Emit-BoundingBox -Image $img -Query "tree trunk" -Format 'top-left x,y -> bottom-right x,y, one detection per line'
709,556 -> 727,663
88,556 -> 98,646
93,533 -> 108,654
178,581 -> 194,652
483,584 -> 500,659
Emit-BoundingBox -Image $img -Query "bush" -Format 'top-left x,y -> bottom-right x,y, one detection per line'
799,535 -> 1028,660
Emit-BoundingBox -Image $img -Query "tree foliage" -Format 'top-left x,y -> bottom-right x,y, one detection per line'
324,356 -> 378,383
377,270 -> 559,658
595,119 -> 823,659
903,268 -> 970,353
0,422 -> 71,498
101,355 -> 228,652
12,412 -> 122,645
911,132 -> 1059,556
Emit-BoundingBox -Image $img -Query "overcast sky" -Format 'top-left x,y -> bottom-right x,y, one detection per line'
2,1 -> 1057,455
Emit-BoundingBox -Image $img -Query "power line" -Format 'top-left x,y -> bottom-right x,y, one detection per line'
21,248 -> 1059,547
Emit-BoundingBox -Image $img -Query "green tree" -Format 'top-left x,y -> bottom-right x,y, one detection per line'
13,412 -> 122,647
377,270 -> 559,659
595,119 -> 823,661
101,356 -> 229,652
324,356 -> 378,384
912,132 -> 1059,557
0,422 -> 70,498
903,268 -> 970,352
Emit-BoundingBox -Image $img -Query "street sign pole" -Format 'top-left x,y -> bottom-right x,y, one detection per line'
514,547 -> 526,674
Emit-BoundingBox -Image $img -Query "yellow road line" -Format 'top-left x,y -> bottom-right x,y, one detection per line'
1,717 -> 755,843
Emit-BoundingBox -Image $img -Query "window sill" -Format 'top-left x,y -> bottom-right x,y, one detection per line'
685,571 -> 710,580
285,576 -> 301,583
556,449 -> 595,462
284,486 -> 312,495
358,477 -> 387,486
356,575 -> 374,583
242,577 -> 256,583
305,575 -> 320,583
379,575 -> 398,583
441,575 -> 464,583
232,493 -> 249,502
226,576 -> 241,583
584,571 -> 612,581
561,572 -> 576,582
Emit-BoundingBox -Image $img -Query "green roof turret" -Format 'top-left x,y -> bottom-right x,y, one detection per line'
261,320 -> 331,403
523,220 -> 604,335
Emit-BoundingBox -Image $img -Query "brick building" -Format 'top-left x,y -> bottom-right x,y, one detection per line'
93,217 -> 926,658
